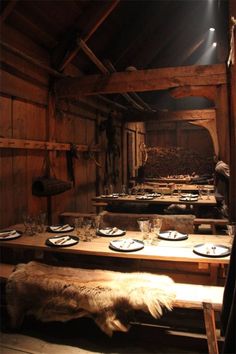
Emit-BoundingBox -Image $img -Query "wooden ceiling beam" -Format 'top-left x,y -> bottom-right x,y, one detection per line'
54,63 -> 227,98
0,0 -> 18,24
123,109 -> 216,123
57,0 -> 120,71
170,86 -> 217,103
78,41 -> 144,110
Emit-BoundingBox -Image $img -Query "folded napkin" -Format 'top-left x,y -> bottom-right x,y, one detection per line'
0,230 -> 17,238
49,224 -> 73,232
98,227 -> 125,236
48,236 -> 77,246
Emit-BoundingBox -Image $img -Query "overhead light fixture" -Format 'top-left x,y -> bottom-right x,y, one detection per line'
209,27 -> 215,32
212,42 -> 217,47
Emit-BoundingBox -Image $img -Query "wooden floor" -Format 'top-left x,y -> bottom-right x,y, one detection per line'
0,322 -> 209,354
0,301 -> 216,354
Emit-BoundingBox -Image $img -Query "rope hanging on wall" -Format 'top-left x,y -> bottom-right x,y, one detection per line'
227,16 -> 236,67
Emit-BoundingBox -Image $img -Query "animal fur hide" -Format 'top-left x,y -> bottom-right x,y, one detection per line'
6,261 -> 176,336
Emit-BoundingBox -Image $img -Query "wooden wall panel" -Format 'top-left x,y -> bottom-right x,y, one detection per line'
0,69 -> 47,105
86,119 -> 97,212
180,128 -> 214,157
12,100 -> 47,221
1,23 -> 50,63
0,96 -> 14,227
216,84 -> 230,162
146,121 -> 213,158
1,47 -> 49,86
51,113 -> 76,223
74,116 -> 89,213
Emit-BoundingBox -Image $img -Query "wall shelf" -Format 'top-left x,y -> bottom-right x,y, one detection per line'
0,138 -> 100,152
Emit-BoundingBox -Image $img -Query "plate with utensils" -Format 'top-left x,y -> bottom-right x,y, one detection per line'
0,229 -> 22,240
48,224 -> 74,233
158,230 -> 188,241
179,193 -> 198,202
193,243 -> 231,258
109,238 -> 144,252
45,235 -> 79,247
96,227 -> 126,236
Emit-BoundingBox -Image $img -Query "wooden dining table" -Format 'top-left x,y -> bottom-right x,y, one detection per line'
0,224 -> 230,286
92,194 -> 217,215
93,194 -> 216,205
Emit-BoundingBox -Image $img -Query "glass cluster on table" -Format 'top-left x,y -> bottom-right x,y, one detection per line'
74,215 -> 101,242
23,212 -> 47,236
137,218 -> 162,245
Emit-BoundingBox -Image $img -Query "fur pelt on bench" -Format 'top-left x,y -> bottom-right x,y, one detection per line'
6,261 -> 175,336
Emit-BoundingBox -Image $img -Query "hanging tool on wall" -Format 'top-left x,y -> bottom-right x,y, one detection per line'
100,111 -> 120,186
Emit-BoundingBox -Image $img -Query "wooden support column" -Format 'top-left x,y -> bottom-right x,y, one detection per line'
47,90 -> 57,224
216,84 -> 230,163
228,10 -> 236,221
203,302 -> 219,354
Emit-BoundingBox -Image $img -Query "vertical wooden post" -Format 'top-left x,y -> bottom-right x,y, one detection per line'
215,84 -> 230,163
46,85 -> 57,224
203,302 -> 219,354
228,7 -> 236,221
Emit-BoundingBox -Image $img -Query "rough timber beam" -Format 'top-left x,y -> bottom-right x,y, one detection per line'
54,64 -> 227,98
170,85 -> 217,103
57,0 -> 120,71
123,109 -> 216,122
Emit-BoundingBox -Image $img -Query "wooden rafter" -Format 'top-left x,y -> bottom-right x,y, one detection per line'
78,39 -> 143,110
123,109 -> 216,123
170,86 -> 217,103
0,0 -> 18,24
57,0 -> 120,71
54,64 -> 227,98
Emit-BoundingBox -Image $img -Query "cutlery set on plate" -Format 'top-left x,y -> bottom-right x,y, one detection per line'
0,230 -> 18,238
52,236 -> 71,245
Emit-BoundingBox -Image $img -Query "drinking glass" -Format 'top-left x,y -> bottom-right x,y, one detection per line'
74,217 -> 84,239
23,214 -> 36,236
128,188 -> 132,198
227,223 -> 236,245
84,219 -> 92,241
151,218 -> 162,245
104,185 -> 109,196
137,218 -> 150,242
121,184 -> 127,195
37,212 -> 47,233
94,215 -> 102,238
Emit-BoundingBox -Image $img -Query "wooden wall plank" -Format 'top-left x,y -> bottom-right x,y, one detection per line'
12,100 -> 28,222
86,119 -> 97,212
1,23 -> 50,63
0,69 -> 47,105
52,113 -> 76,223
0,96 -> 14,227
1,47 -> 49,86
74,116 -> 88,213
25,103 -> 47,216
216,84 -> 230,162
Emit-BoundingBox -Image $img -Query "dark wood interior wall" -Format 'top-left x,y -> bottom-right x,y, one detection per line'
0,22 -> 98,227
0,22 -> 146,228
122,122 -> 146,184
146,121 -> 214,157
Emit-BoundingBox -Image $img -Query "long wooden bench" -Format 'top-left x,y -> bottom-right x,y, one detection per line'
194,218 -> 228,234
0,262 -> 224,354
